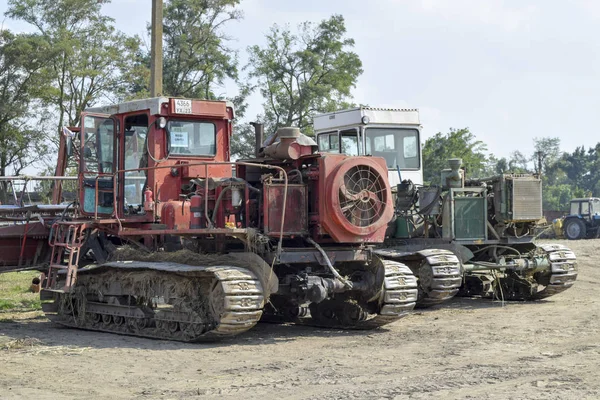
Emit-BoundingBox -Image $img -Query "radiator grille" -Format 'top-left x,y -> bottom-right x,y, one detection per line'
512,179 -> 542,220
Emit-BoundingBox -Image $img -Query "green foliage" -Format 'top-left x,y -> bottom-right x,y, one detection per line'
532,137 -> 561,176
229,84 -> 260,159
230,123 -> 258,160
542,183 -> 585,211
161,0 -> 242,99
422,128 -> 489,185
508,150 -> 530,173
247,15 -> 362,136
556,143 -> 600,198
7,0 -> 141,132
0,30 -> 52,202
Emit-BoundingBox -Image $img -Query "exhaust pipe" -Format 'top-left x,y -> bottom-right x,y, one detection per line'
250,122 -> 264,158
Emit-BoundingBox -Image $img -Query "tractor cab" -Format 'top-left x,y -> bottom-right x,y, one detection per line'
569,198 -> 600,217
313,107 -> 423,185
563,197 -> 600,240
64,97 -> 234,220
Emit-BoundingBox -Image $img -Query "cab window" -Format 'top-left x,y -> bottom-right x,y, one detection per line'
365,128 -> 420,169
83,116 -> 114,174
168,120 -> 216,156
340,132 -> 359,156
318,132 -> 339,153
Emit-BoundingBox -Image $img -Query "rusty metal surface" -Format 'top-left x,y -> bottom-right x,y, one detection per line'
263,183 -> 307,236
85,261 -> 253,274
274,248 -> 369,265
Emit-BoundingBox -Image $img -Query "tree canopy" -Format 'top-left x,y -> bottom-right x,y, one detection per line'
422,128 -> 490,185
163,0 -> 241,98
7,0 -> 140,133
0,30 -> 52,202
246,15 -> 362,136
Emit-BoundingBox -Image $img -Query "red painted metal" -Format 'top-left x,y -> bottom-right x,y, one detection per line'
319,155 -> 393,243
0,222 -> 49,269
190,194 -> 203,229
46,222 -> 86,291
160,200 -> 191,230
0,97 -> 397,288
144,187 -> 154,212
263,183 -> 307,236
18,217 -> 31,267
52,126 -> 80,204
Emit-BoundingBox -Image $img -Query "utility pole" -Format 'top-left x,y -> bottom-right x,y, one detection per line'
150,0 -> 163,97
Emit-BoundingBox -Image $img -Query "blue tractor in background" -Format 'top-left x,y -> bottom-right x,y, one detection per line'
563,198 -> 600,240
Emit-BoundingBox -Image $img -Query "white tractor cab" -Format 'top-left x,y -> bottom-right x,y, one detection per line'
313,107 -> 422,186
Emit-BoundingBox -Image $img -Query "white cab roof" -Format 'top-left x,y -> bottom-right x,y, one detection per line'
313,107 -> 420,132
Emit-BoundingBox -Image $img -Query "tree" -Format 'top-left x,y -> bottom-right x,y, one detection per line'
495,157 -> 509,175
247,15 -> 363,136
508,150 -> 530,172
6,0 -> 141,133
543,184 -> 585,211
161,0 -> 242,99
532,137 -> 561,176
0,30 -> 52,203
229,84 -> 261,159
581,144 -> 600,196
558,145 -> 589,190
421,128 -> 489,185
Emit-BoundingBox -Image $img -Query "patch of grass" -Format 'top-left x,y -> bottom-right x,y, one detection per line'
0,271 -> 43,315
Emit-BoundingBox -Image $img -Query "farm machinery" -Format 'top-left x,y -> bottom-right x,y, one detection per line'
562,197 -> 600,240
0,97 -> 463,341
314,107 -> 578,302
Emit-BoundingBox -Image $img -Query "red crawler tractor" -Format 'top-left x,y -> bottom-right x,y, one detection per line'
0,97 -> 459,341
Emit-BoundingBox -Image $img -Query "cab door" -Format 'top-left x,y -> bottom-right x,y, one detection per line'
79,113 -> 117,216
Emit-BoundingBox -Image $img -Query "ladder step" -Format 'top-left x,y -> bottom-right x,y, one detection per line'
49,264 -> 68,270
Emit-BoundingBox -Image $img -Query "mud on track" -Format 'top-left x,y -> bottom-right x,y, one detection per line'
1,239 -> 599,400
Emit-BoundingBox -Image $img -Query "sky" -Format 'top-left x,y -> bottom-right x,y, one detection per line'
1,0 -> 599,161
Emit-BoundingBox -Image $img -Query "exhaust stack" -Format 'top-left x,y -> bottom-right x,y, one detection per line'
250,122 -> 264,157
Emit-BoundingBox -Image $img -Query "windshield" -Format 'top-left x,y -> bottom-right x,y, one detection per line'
168,120 -> 216,156
365,128 -> 419,169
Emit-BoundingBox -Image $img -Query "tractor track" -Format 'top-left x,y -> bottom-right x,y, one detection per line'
41,263 -> 265,342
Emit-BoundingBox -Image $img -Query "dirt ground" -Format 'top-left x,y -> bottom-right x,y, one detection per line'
0,239 -> 599,400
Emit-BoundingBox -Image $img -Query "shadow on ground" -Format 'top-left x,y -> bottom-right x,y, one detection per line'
0,314 -> 396,351
0,295 -> 560,352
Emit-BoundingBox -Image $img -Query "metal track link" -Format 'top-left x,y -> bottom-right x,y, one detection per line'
374,248 -> 462,308
375,259 -> 419,322
306,259 -> 418,330
41,262 -> 266,342
533,244 -> 578,299
413,249 -> 462,308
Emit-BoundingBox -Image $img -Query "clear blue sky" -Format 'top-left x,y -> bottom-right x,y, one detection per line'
2,0 -> 599,160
